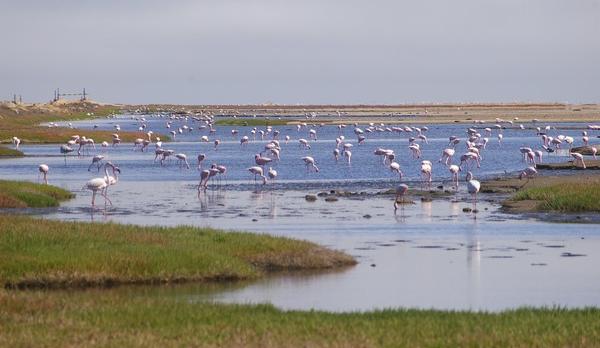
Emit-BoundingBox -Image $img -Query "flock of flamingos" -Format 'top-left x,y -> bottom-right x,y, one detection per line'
9,113 -> 600,210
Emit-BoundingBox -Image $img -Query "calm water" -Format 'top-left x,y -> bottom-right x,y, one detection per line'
1,115 -> 599,311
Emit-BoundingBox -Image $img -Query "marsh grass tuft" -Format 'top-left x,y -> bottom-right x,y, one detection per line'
513,182 -> 600,212
0,215 -> 355,289
0,145 -> 24,158
0,180 -> 74,208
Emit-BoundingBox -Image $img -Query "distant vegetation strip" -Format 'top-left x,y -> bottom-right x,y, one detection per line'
0,103 -> 169,144
215,118 -> 295,126
0,215 -> 355,289
1,291 -> 599,347
0,181 -> 74,208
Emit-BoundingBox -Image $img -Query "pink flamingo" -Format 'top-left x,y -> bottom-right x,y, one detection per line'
393,183 -> 409,213
390,162 -> 403,180
38,164 -> 49,184
448,164 -> 460,189
248,166 -> 267,185
302,156 -> 319,172
570,152 -> 586,169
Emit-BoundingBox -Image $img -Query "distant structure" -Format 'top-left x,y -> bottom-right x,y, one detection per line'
53,88 -> 88,102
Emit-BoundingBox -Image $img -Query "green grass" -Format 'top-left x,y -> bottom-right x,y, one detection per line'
0,145 -> 24,158
215,117 -> 295,126
0,215 -> 355,289
513,182 -> 600,212
0,180 -> 74,208
0,103 -> 169,144
1,289 -> 599,347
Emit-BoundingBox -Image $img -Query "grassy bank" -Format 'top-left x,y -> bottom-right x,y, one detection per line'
0,215 -> 355,289
215,117 -> 295,126
1,290 -> 599,347
0,180 -> 74,208
0,145 -> 24,158
513,182 -> 600,212
482,174 -> 600,213
0,102 -> 168,144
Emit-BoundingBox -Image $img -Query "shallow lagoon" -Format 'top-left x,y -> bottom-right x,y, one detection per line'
1,116 -> 599,311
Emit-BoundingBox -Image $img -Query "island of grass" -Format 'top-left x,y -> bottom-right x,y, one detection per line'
482,174 -> 600,213
0,101 -> 169,144
0,145 -> 24,158
0,180 -> 74,208
0,215 -> 355,289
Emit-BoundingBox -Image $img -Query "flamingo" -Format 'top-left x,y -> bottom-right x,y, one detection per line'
343,150 -> 352,164
38,164 -> 49,184
60,145 -> 74,165
198,169 -> 210,191
393,184 -> 409,213
84,163 -> 113,207
12,137 -> 20,149
175,153 -> 190,169
390,162 -> 403,180
571,152 -> 586,169
333,148 -> 340,162
420,160 -> 432,189
268,167 -> 278,183
448,164 -> 460,189
439,148 -> 455,166
466,171 -> 481,215
248,166 -> 267,185
302,156 -> 319,172
88,155 -> 105,171
519,166 -> 538,184
197,154 -> 206,169
255,154 -> 273,168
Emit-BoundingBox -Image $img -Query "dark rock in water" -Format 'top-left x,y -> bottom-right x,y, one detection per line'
317,192 -> 329,197
415,245 -> 444,249
445,247 -> 460,251
325,197 -> 339,202
252,218 -> 258,222
488,255 -> 513,259
515,248 -> 529,251
484,208 -> 488,210
421,197 -> 432,202
531,263 -> 548,266
394,239 -> 411,243
305,194 -> 318,202
543,245 -> 565,248
376,243 -> 395,247
437,185 -> 444,190
330,190 -> 336,194
370,264 -> 377,267
463,207 -> 472,213
561,252 -> 586,257
472,209 -> 479,214
363,214 -> 372,219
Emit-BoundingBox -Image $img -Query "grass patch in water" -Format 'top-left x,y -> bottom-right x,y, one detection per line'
0,215 -> 355,289
0,181 -> 74,208
0,145 -> 23,158
512,181 -> 600,212
1,289 -> 599,347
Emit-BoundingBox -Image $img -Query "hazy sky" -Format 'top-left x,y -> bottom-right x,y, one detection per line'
1,0 -> 599,104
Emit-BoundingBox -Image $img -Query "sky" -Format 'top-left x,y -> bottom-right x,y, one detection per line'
1,0 -> 599,104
